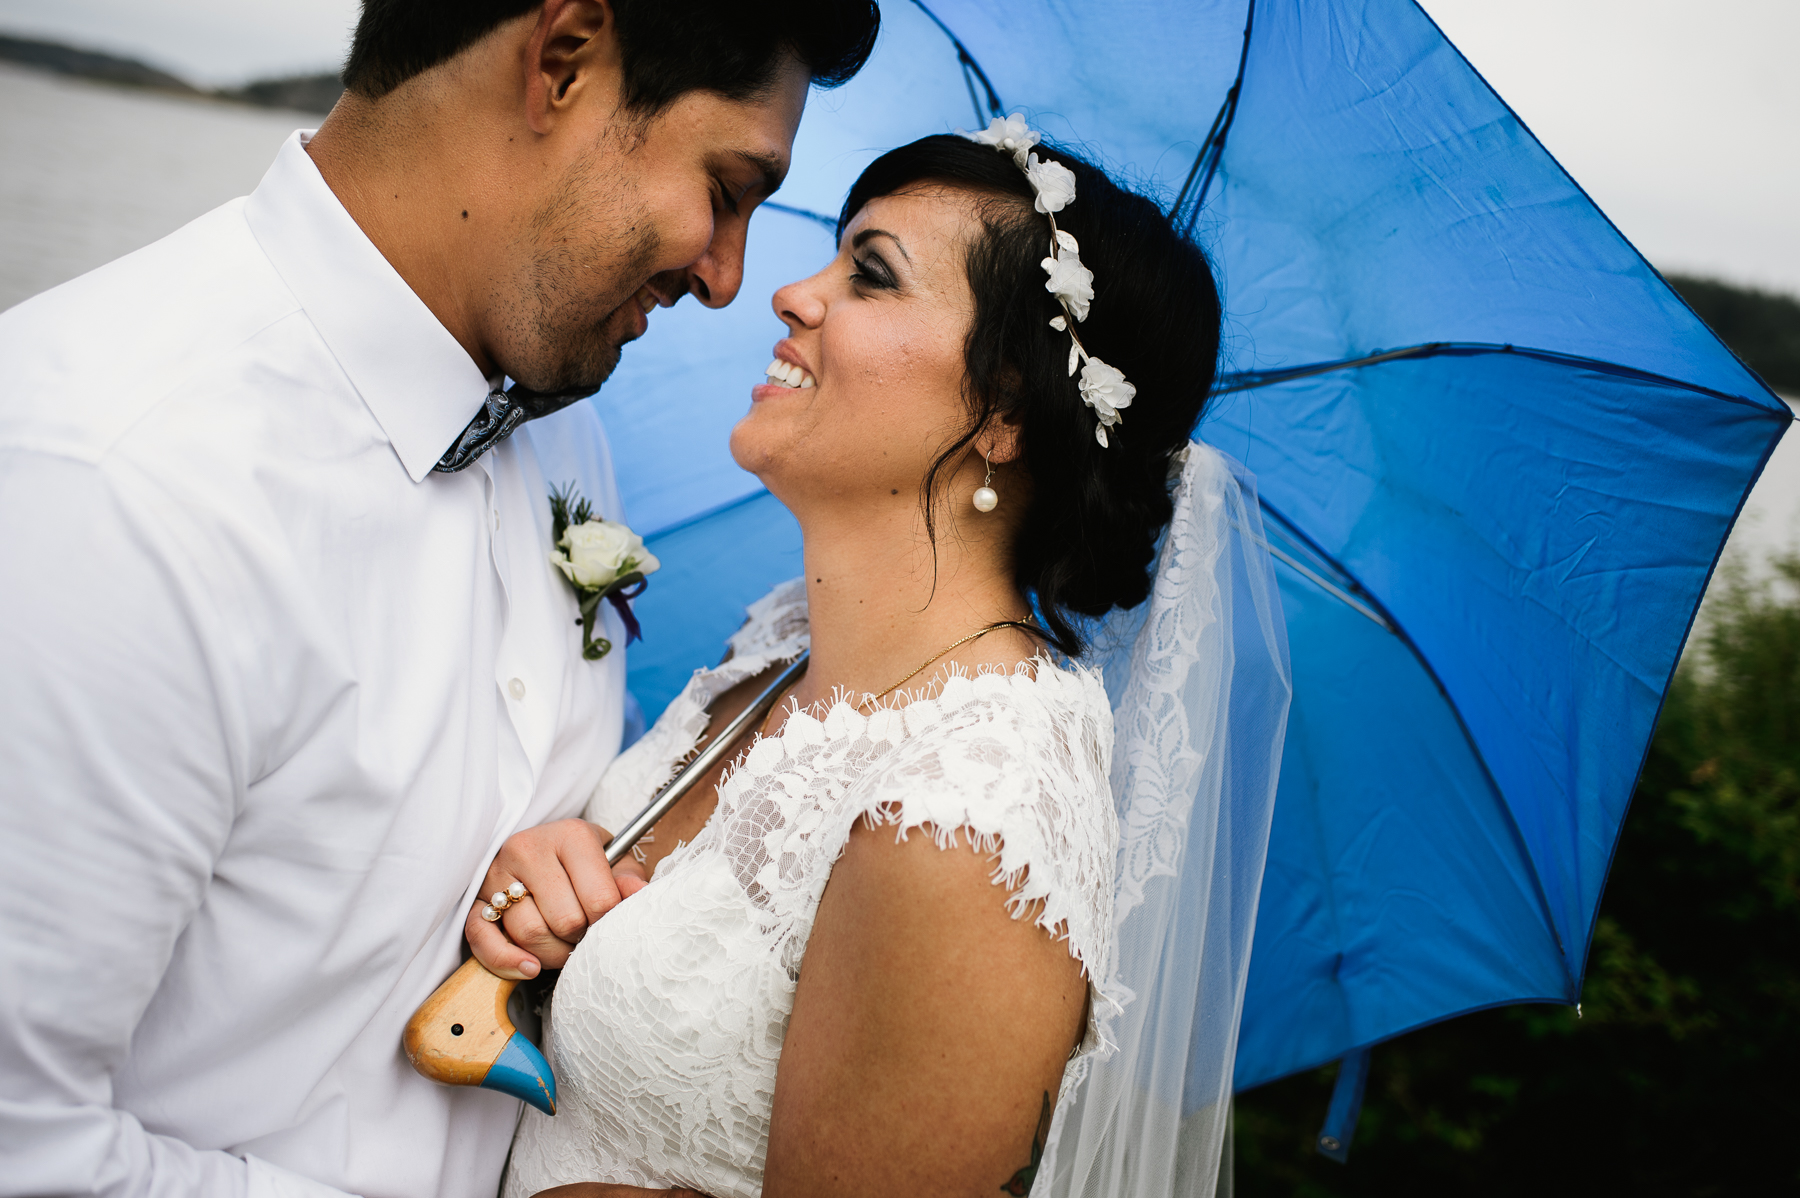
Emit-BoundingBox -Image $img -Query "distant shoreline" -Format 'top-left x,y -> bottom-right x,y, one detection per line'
0,32 -> 342,115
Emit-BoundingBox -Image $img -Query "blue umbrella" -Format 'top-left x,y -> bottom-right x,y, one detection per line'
588,0 -> 1793,1146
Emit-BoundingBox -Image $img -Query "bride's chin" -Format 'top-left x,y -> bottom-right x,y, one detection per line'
730,445 -> 817,522
728,420 -> 787,482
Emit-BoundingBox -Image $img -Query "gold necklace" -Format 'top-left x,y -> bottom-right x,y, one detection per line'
856,618 -> 1041,711
677,617 -> 1041,815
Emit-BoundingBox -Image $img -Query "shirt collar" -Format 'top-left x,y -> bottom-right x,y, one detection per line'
243,131 -> 491,483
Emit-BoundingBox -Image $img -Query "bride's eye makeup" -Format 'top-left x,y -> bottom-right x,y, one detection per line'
847,227 -> 908,292
849,253 -> 897,290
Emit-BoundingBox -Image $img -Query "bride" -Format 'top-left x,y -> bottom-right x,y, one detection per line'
497,122 -> 1289,1198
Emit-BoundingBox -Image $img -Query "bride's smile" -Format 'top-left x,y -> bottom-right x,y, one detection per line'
732,189 -> 993,523
721,184 -> 1043,719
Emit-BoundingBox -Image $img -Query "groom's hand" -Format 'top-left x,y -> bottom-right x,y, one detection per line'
466,819 -> 649,978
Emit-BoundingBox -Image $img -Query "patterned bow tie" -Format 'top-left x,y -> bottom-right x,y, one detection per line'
434,384 -> 594,473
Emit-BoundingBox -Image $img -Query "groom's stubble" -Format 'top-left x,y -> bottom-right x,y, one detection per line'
503,135 -> 666,398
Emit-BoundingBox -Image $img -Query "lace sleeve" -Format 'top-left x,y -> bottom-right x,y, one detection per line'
833,667 -> 1119,1017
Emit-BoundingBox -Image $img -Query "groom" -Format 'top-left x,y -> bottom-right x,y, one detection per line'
0,1 -> 875,1196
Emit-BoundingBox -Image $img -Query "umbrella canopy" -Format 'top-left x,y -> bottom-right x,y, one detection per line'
590,0 -> 1793,1093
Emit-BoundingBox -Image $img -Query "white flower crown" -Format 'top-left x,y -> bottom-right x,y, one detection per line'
962,114 -> 1136,448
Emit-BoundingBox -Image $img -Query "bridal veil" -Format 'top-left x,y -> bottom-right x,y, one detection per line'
1040,440 -> 1292,1198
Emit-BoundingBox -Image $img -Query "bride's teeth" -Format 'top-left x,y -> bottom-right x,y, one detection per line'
762,358 -> 815,388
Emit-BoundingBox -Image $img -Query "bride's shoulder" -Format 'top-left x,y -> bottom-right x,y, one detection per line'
854,658 -> 1116,850
845,659 -> 1117,984
903,658 -> 1113,768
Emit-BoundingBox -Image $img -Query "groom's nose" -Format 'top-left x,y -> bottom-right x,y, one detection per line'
678,219 -> 749,309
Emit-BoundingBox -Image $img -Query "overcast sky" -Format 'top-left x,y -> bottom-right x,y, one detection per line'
1,0 -> 1793,294
1420,0 -> 1798,296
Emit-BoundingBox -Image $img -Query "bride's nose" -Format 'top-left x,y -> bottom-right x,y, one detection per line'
771,275 -> 825,332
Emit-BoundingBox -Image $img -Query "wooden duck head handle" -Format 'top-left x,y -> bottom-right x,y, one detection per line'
403,956 -> 556,1114
401,654 -> 810,1112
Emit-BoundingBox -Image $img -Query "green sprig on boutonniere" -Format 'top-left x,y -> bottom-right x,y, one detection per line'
548,483 -> 660,661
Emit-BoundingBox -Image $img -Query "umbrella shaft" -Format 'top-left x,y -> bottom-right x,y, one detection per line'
604,653 -> 810,866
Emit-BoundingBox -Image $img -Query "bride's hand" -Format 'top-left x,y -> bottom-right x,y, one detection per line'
465,819 -> 650,978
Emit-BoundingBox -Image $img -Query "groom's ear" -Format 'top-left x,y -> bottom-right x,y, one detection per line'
524,0 -> 621,136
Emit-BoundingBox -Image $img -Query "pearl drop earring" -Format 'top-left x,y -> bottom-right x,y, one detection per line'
972,452 -> 999,513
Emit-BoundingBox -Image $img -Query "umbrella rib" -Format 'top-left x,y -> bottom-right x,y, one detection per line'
1253,496 -> 1576,985
1247,529 -> 1392,631
1214,342 -> 1444,392
908,0 -> 1006,123
763,201 -> 838,233
1172,0 -> 1257,233
1169,96 -> 1232,227
1216,341 -> 1793,413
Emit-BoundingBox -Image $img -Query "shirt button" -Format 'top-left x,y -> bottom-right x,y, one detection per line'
507,677 -> 526,700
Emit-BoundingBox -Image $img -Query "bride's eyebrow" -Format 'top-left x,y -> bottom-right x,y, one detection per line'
850,228 -> 910,263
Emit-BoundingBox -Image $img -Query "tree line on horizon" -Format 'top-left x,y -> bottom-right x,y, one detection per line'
1667,275 -> 1800,396
0,32 -> 343,115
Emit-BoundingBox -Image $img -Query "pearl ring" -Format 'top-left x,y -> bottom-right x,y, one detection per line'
479,880 -> 529,922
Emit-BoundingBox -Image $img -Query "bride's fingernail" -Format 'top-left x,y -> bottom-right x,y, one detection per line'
519,958 -> 540,979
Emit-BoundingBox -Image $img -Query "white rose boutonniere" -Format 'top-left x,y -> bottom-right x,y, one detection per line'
558,521 -> 657,589
548,483 -> 661,660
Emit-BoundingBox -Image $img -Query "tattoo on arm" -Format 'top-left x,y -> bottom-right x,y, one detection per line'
1000,1091 -> 1053,1195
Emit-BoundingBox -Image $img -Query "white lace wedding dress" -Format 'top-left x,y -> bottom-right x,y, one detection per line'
503,578 -> 1121,1198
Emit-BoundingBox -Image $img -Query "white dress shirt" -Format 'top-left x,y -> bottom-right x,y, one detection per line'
0,132 -> 628,1198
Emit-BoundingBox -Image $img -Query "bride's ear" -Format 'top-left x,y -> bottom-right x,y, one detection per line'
982,413 -> 1027,467
524,0 -> 621,136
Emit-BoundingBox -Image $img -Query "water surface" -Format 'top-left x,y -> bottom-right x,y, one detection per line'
0,61 -> 305,313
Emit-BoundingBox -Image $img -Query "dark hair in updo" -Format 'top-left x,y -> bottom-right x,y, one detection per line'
839,135 -> 1222,657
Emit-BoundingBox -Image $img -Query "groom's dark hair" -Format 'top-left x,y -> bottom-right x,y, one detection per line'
342,0 -> 879,108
